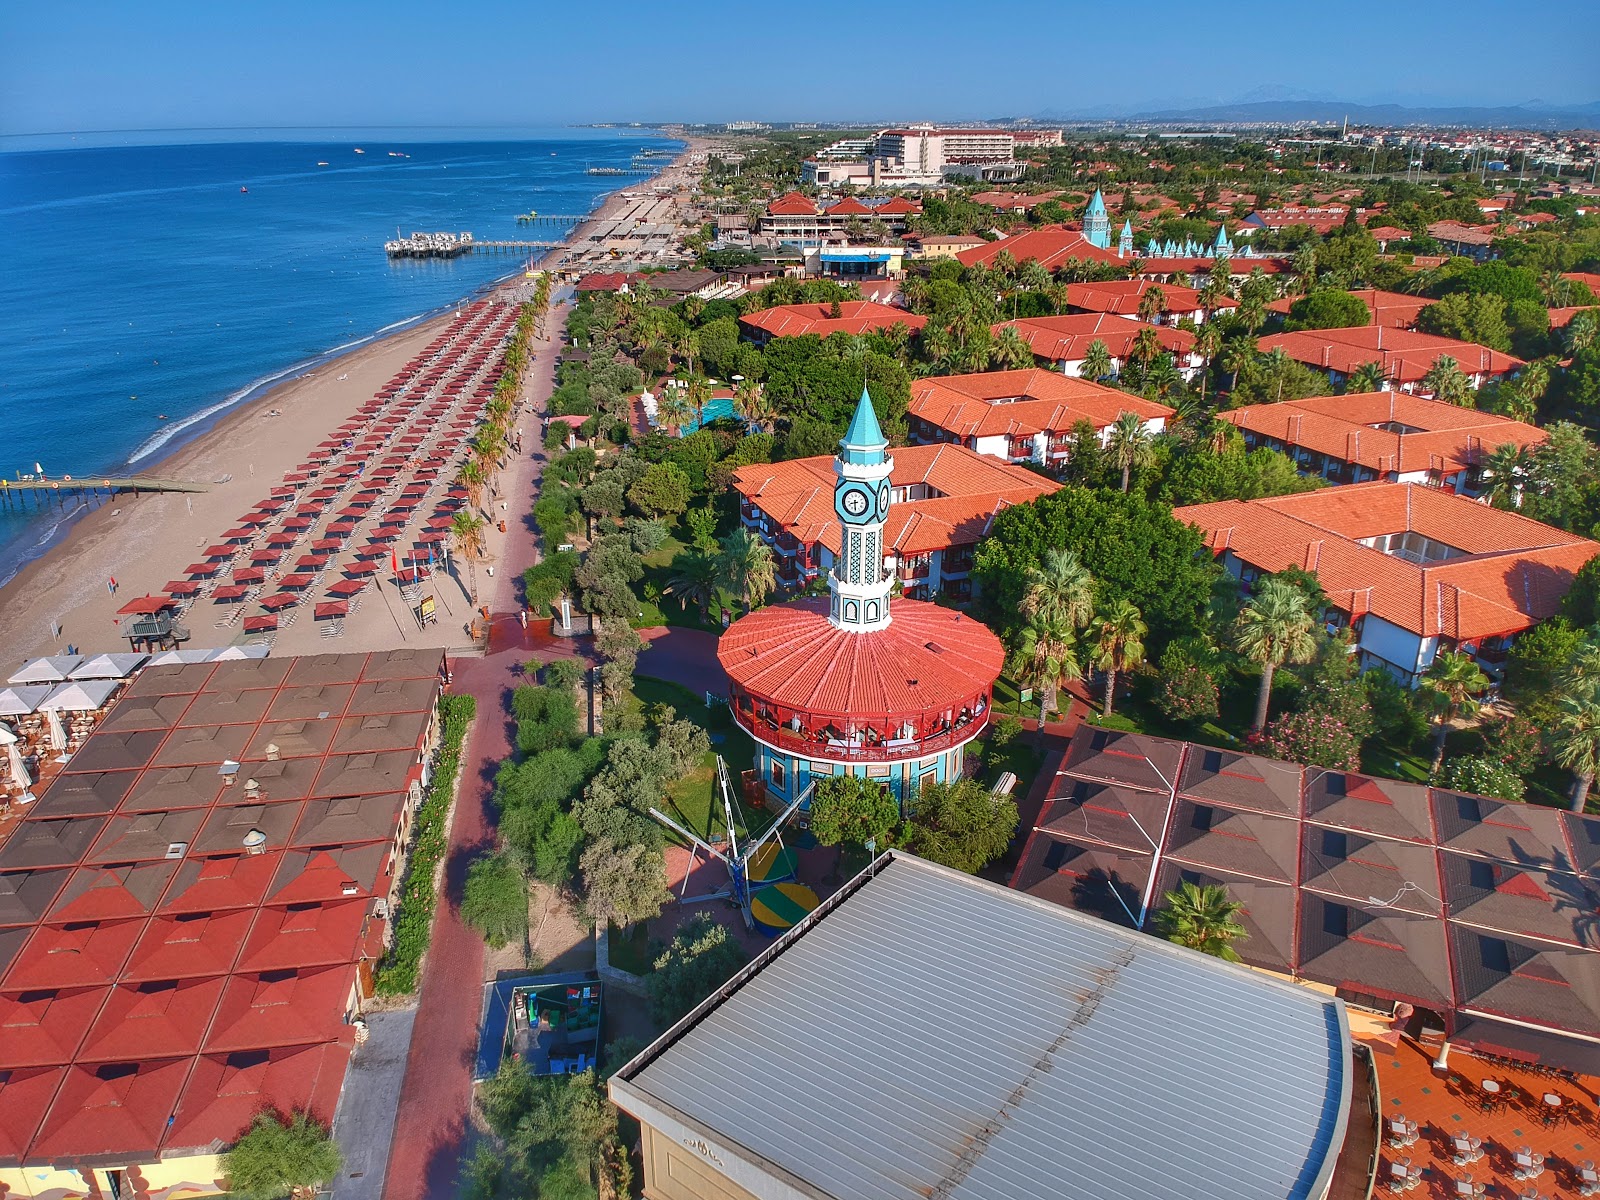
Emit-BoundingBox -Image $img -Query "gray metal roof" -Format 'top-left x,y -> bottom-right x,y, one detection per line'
614,854 -> 1350,1200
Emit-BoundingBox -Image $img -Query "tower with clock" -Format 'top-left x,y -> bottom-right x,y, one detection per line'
830,387 -> 895,633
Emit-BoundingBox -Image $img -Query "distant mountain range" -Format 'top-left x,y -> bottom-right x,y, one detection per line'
1049,98 -> 1600,130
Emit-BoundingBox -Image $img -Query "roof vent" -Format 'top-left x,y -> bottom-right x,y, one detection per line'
925,642 -> 944,654
264,743 -> 281,761
164,842 -> 189,860
341,883 -> 360,896
244,779 -> 261,799
242,829 -> 267,854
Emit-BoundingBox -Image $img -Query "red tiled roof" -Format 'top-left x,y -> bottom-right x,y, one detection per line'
1365,226 -> 1412,241
1176,482 -> 1600,640
732,443 -> 1056,556
1256,326 -> 1524,385
77,975 -> 228,1062
0,986 -> 106,1069
738,300 -> 927,340
956,225 -> 1126,271
1564,272 -> 1600,294
1265,288 -> 1432,330
1428,221 -> 1498,246
873,197 -> 922,216
824,196 -> 872,216
205,966 -> 353,1053
998,314 -> 1197,365
1064,279 -> 1235,318
165,1040 -> 351,1156
909,368 -> 1172,440
1550,305 -> 1598,329
1221,391 -> 1547,477
765,191 -> 819,217
573,272 -> 636,292
718,597 -> 1004,718
29,1057 -> 192,1161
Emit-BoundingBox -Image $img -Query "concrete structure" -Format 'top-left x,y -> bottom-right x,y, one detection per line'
612,851 -> 1353,1200
733,431 -> 1055,600
720,392 -> 1009,805
909,368 -> 1172,466
1222,391 -> 1548,494
1254,327 -> 1524,393
1176,483 -> 1600,681
0,650 -> 446,1195
1015,726 -> 1600,1073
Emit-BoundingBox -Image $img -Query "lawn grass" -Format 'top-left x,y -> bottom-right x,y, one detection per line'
607,922 -> 656,976
983,737 -> 1045,788
628,677 -> 764,846
637,532 -> 739,633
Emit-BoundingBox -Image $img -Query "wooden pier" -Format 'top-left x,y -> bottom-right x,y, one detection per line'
473,241 -> 565,253
0,475 -> 207,510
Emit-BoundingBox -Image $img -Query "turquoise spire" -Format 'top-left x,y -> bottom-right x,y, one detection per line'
1086,188 -> 1107,217
840,386 -> 887,466
1211,224 -> 1234,258
1083,188 -> 1112,250
1118,219 -> 1134,256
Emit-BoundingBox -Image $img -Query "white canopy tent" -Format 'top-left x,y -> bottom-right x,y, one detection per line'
45,708 -> 67,751
208,645 -> 272,661
8,655 -> 84,685
6,742 -> 30,790
146,648 -> 217,666
38,679 -> 120,712
0,686 -> 54,716
0,725 -> 17,745
68,653 -> 148,680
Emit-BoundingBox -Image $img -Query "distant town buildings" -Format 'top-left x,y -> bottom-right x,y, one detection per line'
799,124 -> 1059,187
1176,483 -> 1600,681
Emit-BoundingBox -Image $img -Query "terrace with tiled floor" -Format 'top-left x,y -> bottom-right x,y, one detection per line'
1367,1033 -> 1600,1197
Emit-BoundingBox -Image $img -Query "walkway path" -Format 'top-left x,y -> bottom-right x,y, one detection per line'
379,298 -> 582,1200
638,625 -> 727,694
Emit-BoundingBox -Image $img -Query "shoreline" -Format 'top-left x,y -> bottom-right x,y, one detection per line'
0,137 -> 705,662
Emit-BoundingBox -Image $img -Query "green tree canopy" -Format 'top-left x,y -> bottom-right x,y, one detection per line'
808,775 -> 902,850
222,1112 -> 342,1200
648,912 -> 751,1027
461,853 -> 529,949
1284,290 -> 1372,331
901,778 -> 1018,874
1153,882 -> 1248,962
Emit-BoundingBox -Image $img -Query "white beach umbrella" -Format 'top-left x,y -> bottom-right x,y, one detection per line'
6,742 -> 29,791
0,686 -> 53,716
7,655 -> 83,685
45,708 -> 67,752
39,679 -> 119,712
208,645 -> 271,661
145,648 -> 216,666
0,724 -> 17,745
68,652 -> 148,680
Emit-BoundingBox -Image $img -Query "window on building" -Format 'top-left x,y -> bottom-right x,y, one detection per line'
770,759 -> 786,790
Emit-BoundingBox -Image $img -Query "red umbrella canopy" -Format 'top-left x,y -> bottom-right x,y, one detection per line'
314,601 -> 350,619
295,554 -> 329,569
117,594 -> 173,615
259,593 -> 298,611
164,581 -> 200,596
203,544 -> 236,559
311,538 -> 343,551
242,614 -> 278,633
211,585 -> 249,601
250,549 -> 282,565
277,574 -> 315,590
185,563 -> 222,578
266,532 -> 296,547
326,578 -> 367,596
232,567 -> 265,584
346,561 -> 380,575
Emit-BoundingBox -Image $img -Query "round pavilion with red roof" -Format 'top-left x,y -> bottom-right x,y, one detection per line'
719,388 -> 1005,806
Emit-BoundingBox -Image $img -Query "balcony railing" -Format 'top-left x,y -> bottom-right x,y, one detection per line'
733,708 -> 984,763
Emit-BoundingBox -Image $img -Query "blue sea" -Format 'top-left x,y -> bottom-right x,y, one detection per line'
0,128 -> 675,587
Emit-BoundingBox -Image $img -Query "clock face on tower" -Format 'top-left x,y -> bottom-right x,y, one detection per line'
839,487 -> 870,520
876,482 -> 891,520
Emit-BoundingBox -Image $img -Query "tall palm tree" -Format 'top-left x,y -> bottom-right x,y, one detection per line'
656,386 -> 693,433
1481,442 -> 1532,509
733,378 -> 775,434
1420,650 -> 1489,775
664,548 -> 719,622
1153,881 -> 1248,961
1089,599 -> 1146,717
1554,679 -> 1600,813
458,461 -> 488,512
1022,548 -> 1095,630
1424,356 -> 1472,406
990,326 -> 1035,370
1198,271 -> 1232,322
673,328 -> 698,377
1106,411 -> 1154,493
1192,322 -> 1222,405
1219,335 -> 1257,393
1080,339 -> 1114,382
449,511 -> 488,606
1347,361 -> 1388,394
1234,577 -> 1319,731
684,376 -> 715,431
716,528 -> 775,614
1129,326 -> 1164,371
1568,310 -> 1599,356
1136,284 -> 1167,325
1009,614 -> 1082,723
1143,354 -> 1184,401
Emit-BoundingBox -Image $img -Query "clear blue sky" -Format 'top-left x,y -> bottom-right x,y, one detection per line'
3,0 -> 1596,136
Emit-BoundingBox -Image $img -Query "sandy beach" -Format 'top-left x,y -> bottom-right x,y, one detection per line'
0,136 -> 711,667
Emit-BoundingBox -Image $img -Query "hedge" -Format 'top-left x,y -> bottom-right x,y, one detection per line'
374,693 -> 477,994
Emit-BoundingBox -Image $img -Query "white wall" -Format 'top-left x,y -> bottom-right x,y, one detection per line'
1356,613 -> 1431,679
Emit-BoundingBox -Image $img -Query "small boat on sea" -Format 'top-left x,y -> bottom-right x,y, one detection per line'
240,187 -> 248,193
316,161 -> 329,166
354,148 -> 365,155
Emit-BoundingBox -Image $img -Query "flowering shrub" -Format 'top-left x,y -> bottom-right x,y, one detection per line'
1441,754 -> 1526,803
1154,644 -> 1220,722
1254,709 -> 1363,771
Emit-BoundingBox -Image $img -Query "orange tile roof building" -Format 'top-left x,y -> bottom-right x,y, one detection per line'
1176,483 -> 1599,680
955,225 -> 1127,272
1063,278 -> 1237,325
1255,326 -> 1524,392
1222,391 -> 1548,495
1266,288 -> 1434,330
908,369 -> 1172,467
0,649 -> 446,1193
733,438 -> 1056,601
995,314 -> 1201,378
737,299 -> 926,344
756,192 -> 922,247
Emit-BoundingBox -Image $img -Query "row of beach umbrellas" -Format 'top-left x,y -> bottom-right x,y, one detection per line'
7,652 -> 148,686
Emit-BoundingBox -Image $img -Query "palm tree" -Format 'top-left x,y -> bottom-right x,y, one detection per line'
685,376 -> 714,431
656,386 -> 692,433
1129,326 -> 1164,371
1143,354 -> 1183,401
672,328 -> 698,377
1481,442 -> 1532,508
1136,284 -> 1167,324
1234,577 -> 1319,731
1009,614 -> 1082,723
1424,356 -> 1472,406
990,326 -> 1035,370
1568,310 -> 1598,356
1153,881 -> 1249,961
449,511 -> 488,606
664,548 -> 719,623
1089,599 -> 1146,717
1106,411 -> 1154,493
716,528 -> 775,614
1198,271 -> 1232,322
733,378 -> 775,434
1022,547 -> 1095,630
1420,650 -> 1489,775
1553,679 -> 1600,812
1192,322 -> 1222,405
1347,361 -> 1388,394
1080,339 -> 1114,383
458,460 -> 488,512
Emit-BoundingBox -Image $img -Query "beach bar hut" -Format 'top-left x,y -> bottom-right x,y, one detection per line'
8,656 -> 85,685
68,653 -> 147,681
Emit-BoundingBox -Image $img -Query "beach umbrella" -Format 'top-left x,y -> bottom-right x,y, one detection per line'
116,595 -> 172,617
7,742 -> 29,790
259,593 -> 298,611
232,567 -> 266,584
207,645 -> 270,661
0,724 -> 16,745
266,532 -> 296,548
314,601 -> 349,620
242,614 -> 279,634
69,653 -> 146,680
40,679 -> 118,712
186,562 -> 222,578
45,707 -> 67,752
145,648 -> 215,666
277,574 -> 315,591
205,543 -> 238,557
311,538 -> 343,552
0,685 -> 57,715
211,585 -> 250,603
165,581 -> 201,597
8,655 -> 84,685
250,549 -> 282,565
326,578 -> 366,597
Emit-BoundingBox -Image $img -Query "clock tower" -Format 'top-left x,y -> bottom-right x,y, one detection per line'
830,387 -> 894,633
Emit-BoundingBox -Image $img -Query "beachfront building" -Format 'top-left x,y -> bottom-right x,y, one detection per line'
1063,278 -> 1238,325
1254,327 -> 1524,393
719,392 -> 1009,806
611,851 -> 1353,1200
1175,483 -> 1600,681
995,314 -> 1203,379
1222,391 -> 1548,494
0,649 -> 446,1195
737,299 -> 925,345
908,368 -> 1173,466
800,125 -> 1037,188
757,193 -> 921,247
732,422 -> 1055,600
1015,725 -> 1600,1074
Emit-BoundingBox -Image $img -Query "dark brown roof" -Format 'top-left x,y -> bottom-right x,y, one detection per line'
1177,746 -> 1302,817
1060,726 -> 1185,795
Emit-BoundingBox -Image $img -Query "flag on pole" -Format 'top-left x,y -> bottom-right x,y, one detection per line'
390,549 -> 399,577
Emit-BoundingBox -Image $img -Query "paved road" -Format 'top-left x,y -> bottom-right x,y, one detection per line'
330,1009 -> 416,1200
